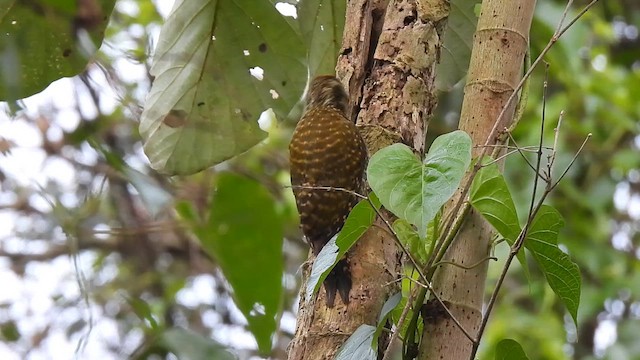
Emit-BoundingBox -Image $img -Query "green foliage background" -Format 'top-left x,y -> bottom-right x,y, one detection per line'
0,0 -> 638,359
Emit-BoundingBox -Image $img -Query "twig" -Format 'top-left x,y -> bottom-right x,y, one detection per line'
369,203 -> 428,277
529,61 -> 549,215
0,240 -> 116,262
549,134 -> 592,192
482,148 -> 522,166
547,111 -> 564,180
432,256 -> 498,271
475,144 -> 553,152
287,185 -> 368,200
555,0 -> 575,37
504,129 -> 541,176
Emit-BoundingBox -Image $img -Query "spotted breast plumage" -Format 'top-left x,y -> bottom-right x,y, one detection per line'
289,75 -> 368,307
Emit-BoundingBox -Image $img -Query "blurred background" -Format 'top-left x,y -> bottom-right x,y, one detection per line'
0,0 -> 638,359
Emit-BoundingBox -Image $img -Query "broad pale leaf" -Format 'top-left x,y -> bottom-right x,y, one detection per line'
194,173 -> 283,354
373,292 -> 401,346
526,205 -> 581,325
0,0 -> 115,100
367,130 -> 471,237
335,325 -> 377,360
336,292 -> 401,359
140,0 -> 306,174
377,292 -> 402,326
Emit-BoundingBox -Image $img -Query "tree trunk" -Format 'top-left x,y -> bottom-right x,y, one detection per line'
419,0 -> 536,359
287,0 -> 448,358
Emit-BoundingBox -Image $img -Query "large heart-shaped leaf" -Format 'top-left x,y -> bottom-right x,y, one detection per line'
367,130 -> 471,236
140,0 -> 306,175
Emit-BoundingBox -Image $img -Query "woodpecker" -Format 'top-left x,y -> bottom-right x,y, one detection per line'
289,75 -> 368,307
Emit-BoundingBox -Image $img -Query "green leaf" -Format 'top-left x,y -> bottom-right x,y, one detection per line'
393,219 -> 427,264
125,296 -> 159,330
175,200 -> 201,224
424,210 -> 440,256
525,205 -> 581,326
436,0 -> 480,90
162,328 -> 236,360
0,321 -> 20,342
367,130 -> 472,237
194,173 -> 283,354
470,159 -> 528,278
335,325 -> 377,360
0,0 -> 116,100
495,339 -> 529,360
298,0 -> 346,76
306,196 -> 378,302
470,164 -> 581,323
140,0 -> 306,175
470,160 -> 520,241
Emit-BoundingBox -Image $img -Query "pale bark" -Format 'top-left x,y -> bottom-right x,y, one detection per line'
419,0 -> 536,359
287,0 -> 448,358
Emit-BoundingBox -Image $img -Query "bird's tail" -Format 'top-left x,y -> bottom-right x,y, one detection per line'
323,259 -> 352,307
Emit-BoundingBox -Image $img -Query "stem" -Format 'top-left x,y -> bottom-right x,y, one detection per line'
402,286 -> 428,360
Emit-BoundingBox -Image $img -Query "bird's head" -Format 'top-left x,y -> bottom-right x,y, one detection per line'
304,75 -> 349,114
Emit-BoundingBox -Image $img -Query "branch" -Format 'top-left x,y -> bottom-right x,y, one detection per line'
0,238 -> 115,263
